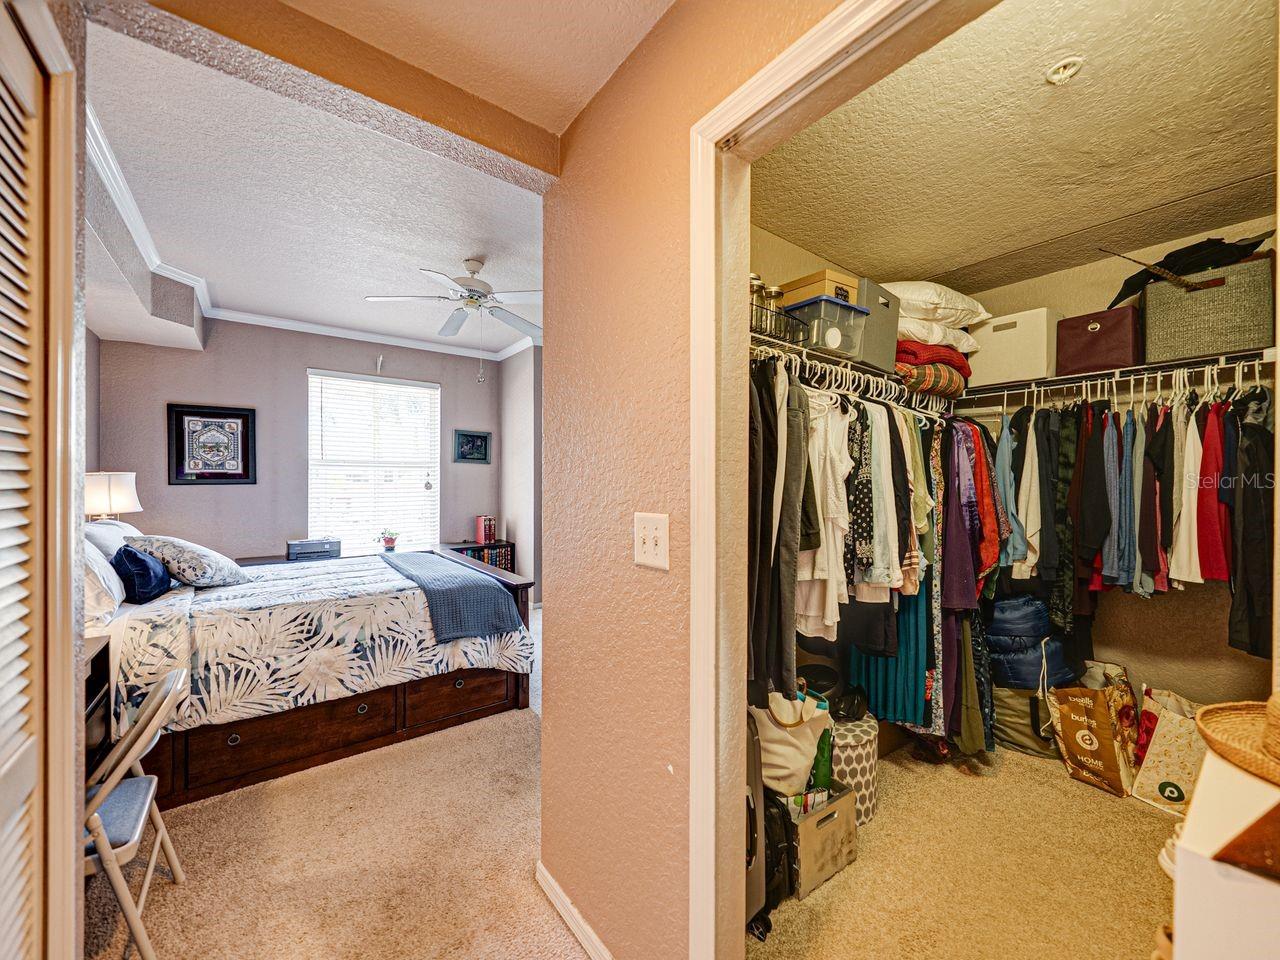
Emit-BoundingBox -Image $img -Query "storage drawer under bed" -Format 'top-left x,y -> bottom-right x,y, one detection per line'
404,668 -> 510,727
185,685 -> 398,788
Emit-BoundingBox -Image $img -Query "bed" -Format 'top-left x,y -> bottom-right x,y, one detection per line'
105,551 -> 534,807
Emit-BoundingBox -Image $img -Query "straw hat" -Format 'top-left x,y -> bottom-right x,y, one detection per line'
1196,692 -> 1280,787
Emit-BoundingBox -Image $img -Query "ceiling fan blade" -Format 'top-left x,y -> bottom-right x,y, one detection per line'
439,307 -> 470,337
365,295 -> 455,302
420,269 -> 469,295
490,289 -> 542,305
486,305 -> 543,340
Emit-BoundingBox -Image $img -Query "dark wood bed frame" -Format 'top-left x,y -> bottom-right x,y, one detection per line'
141,549 -> 535,809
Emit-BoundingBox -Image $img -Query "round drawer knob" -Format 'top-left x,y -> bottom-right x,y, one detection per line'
227,733 -> 241,746
455,679 -> 465,689
356,703 -> 369,715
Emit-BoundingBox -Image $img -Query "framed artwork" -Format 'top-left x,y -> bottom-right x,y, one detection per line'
167,403 -> 257,484
453,429 -> 492,464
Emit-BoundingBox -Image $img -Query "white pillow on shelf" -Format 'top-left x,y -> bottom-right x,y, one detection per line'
896,316 -> 980,354
85,518 -> 142,560
883,281 -> 991,328
84,539 -> 126,625
125,535 -> 251,588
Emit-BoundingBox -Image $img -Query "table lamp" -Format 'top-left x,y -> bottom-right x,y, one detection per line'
85,472 -> 143,521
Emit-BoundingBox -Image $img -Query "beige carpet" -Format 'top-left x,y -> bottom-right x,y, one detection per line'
748,748 -> 1175,960
85,709 -> 586,960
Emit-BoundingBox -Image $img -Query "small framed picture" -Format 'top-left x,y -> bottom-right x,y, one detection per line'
167,403 -> 257,484
453,429 -> 492,464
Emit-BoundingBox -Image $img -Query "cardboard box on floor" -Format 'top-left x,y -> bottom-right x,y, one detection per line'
791,779 -> 859,899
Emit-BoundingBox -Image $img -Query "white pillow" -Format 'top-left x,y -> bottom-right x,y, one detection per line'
84,539 -> 125,625
125,535 -> 251,588
883,281 -> 991,328
85,519 -> 142,560
897,316 -> 980,354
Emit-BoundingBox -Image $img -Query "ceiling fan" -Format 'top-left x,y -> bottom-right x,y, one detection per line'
365,258 -> 542,341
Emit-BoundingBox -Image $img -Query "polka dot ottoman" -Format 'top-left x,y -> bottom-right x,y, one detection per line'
831,714 -> 879,826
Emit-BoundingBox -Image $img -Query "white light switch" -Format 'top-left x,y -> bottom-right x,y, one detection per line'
634,512 -> 670,570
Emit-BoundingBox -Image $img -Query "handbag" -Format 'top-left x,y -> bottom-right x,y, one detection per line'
747,681 -> 835,795
1055,305 -> 1142,376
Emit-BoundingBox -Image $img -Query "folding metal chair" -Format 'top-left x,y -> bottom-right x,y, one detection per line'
85,669 -> 188,960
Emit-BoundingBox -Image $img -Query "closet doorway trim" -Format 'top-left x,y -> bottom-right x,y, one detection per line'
688,1 -> 1000,956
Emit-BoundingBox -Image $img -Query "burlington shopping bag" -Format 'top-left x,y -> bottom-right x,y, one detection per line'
1046,661 -> 1139,797
1132,687 -> 1207,815
748,683 -> 835,795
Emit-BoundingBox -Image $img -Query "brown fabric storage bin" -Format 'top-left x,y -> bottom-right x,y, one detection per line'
1142,252 -> 1275,363
1056,305 -> 1143,376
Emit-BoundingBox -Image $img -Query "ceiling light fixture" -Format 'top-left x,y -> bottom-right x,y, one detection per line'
1045,55 -> 1085,86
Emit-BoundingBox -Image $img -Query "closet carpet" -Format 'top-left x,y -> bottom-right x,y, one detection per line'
748,747 -> 1174,960
84,707 -> 585,960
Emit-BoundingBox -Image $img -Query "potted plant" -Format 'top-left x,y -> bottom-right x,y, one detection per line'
378,528 -> 399,552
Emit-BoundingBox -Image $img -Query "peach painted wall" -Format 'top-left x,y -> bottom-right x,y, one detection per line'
147,0 -> 559,177
539,3 -> 843,957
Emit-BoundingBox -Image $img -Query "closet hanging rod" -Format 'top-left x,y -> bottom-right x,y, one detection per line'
749,330 -> 902,380
750,333 -> 952,417
956,346 -> 1276,401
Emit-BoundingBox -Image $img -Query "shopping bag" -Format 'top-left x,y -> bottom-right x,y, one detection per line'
748,683 -> 834,795
1046,661 -> 1139,797
1132,687 -> 1207,815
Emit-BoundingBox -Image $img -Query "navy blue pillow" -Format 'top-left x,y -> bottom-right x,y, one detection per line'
110,545 -> 171,604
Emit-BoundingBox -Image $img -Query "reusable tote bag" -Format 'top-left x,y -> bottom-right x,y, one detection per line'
1047,661 -> 1139,797
748,684 -> 835,795
1132,688 -> 1207,815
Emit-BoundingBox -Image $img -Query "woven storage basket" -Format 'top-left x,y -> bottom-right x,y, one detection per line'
1143,252 -> 1274,363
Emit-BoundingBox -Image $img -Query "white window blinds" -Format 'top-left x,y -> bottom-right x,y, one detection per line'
307,370 -> 441,554
0,11 -> 40,959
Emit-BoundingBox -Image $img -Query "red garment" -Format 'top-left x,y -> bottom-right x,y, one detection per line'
965,422 -> 1000,583
1196,401 -> 1232,581
895,339 -> 972,380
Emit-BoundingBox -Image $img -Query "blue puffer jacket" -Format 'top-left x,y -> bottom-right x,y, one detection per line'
988,596 -> 1051,638
987,635 -> 1077,690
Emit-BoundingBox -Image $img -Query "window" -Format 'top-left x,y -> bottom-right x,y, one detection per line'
308,370 -> 440,554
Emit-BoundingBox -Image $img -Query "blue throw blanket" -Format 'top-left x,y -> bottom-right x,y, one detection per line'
382,551 -> 523,642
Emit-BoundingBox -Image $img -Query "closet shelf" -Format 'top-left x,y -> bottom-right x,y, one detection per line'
956,346 -> 1276,402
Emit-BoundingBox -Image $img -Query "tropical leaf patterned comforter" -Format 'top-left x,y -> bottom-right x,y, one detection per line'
109,555 -> 533,737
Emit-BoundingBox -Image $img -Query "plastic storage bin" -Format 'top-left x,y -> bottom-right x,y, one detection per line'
785,295 -> 894,372
967,307 -> 1060,386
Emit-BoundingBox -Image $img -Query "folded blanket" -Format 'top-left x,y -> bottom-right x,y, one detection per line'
895,361 -> 966,399
382,551 -> 523,641
895,339 -> 972,379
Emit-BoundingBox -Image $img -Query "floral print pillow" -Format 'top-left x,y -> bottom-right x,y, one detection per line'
125,535 -> 251,588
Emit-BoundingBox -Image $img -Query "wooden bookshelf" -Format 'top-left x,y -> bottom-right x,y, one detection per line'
439,539 -> 516,573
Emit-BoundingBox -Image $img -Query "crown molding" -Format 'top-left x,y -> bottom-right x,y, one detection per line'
85,99 -> 542,360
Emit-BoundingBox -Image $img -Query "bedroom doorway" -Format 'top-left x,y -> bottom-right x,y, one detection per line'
691,0 -> 1280,955
77,5 -> 551,959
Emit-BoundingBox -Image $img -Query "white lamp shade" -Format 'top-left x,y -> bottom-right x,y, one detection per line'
85,472 -> 143,516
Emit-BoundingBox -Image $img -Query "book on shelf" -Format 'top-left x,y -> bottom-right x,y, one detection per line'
475,515 -> 496,544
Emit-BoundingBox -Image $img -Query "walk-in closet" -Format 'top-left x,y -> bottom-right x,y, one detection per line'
742,1 -> 1277,956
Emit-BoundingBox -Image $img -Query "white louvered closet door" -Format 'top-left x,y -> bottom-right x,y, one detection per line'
0,8 -> 42,960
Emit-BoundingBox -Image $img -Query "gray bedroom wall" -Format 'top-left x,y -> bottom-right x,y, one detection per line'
85,329 -> 100,472
498,345 -> 542,602
98,319 -> 505,560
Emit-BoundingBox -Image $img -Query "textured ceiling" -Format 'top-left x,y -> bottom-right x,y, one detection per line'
278,0 -> 676,135
752,0 -> 1278,292
88,22 -> 542,352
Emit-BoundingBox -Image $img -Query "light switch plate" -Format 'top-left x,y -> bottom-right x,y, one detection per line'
634,512 -> 670,570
